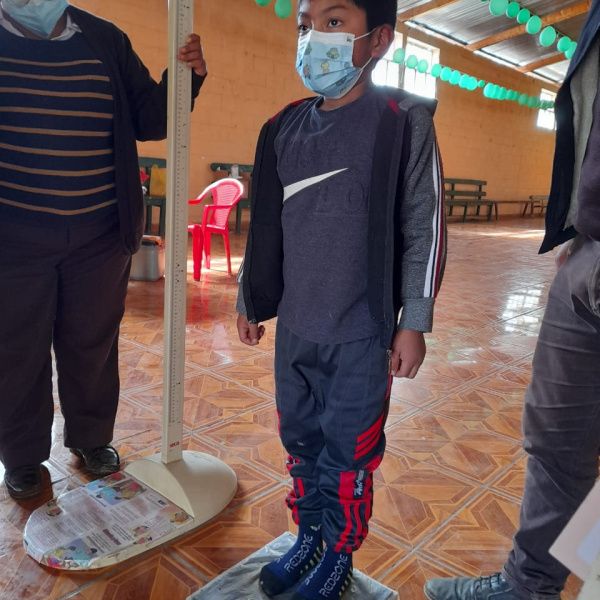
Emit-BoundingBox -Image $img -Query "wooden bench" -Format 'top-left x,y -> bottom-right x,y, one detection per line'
487,196 -> 549,219
210,162 -> 253,234
523,195 -> 548,217
445,178 -> 494,222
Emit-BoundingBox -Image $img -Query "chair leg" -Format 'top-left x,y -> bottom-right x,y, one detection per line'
145,205 -> 152,235
192,225 -> 203,281
463,205 -> 468,222
159,202 -> 166,238
203,229 -> 211,270
223,231 -> 232,276
235,205 -> 242,235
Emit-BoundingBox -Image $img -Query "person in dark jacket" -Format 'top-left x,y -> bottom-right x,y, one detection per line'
0,0 -> 207,500
425,3 -> 600,600
236,1 -> 446,598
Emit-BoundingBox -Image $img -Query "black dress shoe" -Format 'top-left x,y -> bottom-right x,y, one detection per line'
4,464 -> 42,499
424,572 -> 561,600
70,445 -> 120,477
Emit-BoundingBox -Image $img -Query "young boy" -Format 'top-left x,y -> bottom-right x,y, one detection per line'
237,1 -> 446,598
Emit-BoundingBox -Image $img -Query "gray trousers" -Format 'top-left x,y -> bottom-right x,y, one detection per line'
503,236 -> 600,598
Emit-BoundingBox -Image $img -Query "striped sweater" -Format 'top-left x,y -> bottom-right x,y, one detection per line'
0,25 -> 116,223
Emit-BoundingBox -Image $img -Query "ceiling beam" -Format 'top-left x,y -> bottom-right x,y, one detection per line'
397,0 -> 463,23
466,0 -> 590,51
518,52 -> 566,73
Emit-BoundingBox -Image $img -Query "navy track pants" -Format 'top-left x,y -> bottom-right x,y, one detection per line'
275,322 -> 392,553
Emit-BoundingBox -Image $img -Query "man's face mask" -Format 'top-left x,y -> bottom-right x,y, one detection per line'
1,0 -> 69,38
296,29 -> 373,100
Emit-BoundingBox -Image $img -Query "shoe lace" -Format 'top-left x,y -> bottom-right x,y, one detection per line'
476,573 -> 504,592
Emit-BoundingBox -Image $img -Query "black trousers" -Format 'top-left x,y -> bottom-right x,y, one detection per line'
0,215 -> 131,471
275,322 -> 391,553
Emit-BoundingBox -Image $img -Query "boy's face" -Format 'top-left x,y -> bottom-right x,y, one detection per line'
297,0 -> 391,69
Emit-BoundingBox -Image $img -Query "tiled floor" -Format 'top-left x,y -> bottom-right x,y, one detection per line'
0,218 -> 584,599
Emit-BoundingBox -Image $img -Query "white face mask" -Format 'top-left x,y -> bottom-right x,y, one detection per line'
296,29 -> 373,99
1,0 -> 69,38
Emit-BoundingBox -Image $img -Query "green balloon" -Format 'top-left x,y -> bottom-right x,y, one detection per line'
498,87 -> 508,100
406,55 -> 418,69
274,0 -> 292,18
467,76 -> 479,91
459,74 -> 470,88
430,63 -> 442,78
392,48 -> 406,64
557,36 -> 572,53
489,0 -> 509,16
526,15 -> 542,35
506,1 -> 520,18
518,93 -> 528,106
565,41 -> 577,60
483,83 -> 495,98
417,59 -> 429,73
255,0 -> 271,5
509,90 -> 518,101
527,96 -> 537,108
539,26 -> 557,47
516,8 -> 531,24
440,66 -> 452,82
449,70 -> 461,85
478,79 -> 486,88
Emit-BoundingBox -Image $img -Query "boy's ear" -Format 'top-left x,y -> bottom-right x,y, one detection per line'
371,24 -> 395,59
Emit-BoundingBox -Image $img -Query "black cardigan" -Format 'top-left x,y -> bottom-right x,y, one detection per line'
68,6 -> 205,254
541,0 -> 600,253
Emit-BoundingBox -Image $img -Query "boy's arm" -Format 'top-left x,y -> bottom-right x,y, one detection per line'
398,105 -> 446,333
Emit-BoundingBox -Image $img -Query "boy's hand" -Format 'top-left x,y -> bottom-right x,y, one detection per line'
237,314 -> 265,346
178,34 -> 207,76
390,329 -> 426,379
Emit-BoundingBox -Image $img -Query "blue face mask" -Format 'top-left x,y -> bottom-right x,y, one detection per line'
1,0 -> 69,38
296,29 -> 373,99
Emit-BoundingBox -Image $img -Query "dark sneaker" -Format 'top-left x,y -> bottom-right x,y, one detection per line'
424,573 -> 525,600
70,445 -> 120,477
4,464 -> 42,499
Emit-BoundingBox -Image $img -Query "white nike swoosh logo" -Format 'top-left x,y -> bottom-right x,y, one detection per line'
283,168 -> 348,203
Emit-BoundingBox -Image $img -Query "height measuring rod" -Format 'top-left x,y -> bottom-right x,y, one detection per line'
124,0 -> 235,521
162,0 -> 193,463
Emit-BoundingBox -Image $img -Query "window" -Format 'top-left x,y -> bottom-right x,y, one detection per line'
402,37 -> 440,99
372,32 -> 403,88
537,89 -> 557,130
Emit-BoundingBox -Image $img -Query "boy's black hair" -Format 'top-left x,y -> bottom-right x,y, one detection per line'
350,0 -> 398,29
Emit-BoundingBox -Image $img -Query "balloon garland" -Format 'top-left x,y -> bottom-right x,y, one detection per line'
483,0 -> 578,61
392,49 -> 554,110
254,0 -> 292,19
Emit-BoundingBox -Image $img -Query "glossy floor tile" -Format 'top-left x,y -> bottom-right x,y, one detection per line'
0,218 -> 584,599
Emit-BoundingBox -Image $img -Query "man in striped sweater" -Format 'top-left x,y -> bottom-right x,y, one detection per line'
0,0 -> 207,499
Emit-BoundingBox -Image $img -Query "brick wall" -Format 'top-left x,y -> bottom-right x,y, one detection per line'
73,0 -> 557,217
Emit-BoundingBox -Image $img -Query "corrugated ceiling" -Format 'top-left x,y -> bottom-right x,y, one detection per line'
401,0 -> 589,84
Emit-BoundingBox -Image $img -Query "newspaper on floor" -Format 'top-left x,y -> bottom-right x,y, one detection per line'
188,532 -> 398,600
24,471 -> 192,570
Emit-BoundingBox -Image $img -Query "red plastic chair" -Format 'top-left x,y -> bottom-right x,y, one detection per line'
188,178 -> 244,280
